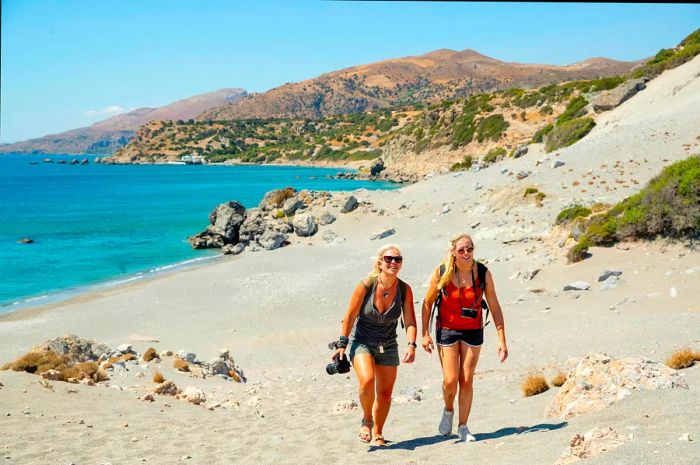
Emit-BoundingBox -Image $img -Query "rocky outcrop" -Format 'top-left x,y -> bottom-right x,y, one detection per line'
555,427 -> 628,465
546,353 -> 688,419
33,334 -> 110,363
592,78 -> 646,112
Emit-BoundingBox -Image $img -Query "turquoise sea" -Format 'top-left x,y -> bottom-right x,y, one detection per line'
0,154 -> 397,311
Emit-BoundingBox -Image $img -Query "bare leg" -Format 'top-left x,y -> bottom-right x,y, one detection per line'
457,343 -> 481,426
372,364 -> 398,444
352,353 -> 375,440
437,343 -> 461,412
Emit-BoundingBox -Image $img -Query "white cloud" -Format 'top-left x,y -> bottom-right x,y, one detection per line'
84,105 -> 128,117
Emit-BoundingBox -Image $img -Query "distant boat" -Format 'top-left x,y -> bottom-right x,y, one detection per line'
43,158 -> 53,163
71,159 -> 79,165
81,158 -> 89,165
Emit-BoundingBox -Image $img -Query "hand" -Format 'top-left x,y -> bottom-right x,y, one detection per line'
497,342 -> 508,363
332,348 -> 346,361
403,346 -> 415,363
422,334 -> 434,354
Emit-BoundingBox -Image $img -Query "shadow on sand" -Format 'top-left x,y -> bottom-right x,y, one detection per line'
370,422 -> 567,451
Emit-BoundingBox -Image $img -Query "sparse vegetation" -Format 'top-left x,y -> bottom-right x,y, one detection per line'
450,155 -> 473,172
544,117 -> 596,152
665,348 -> 699,369
523,187 -> 539,197
476,114 -> 509,142
531,124 -> 553,144
143,347 -> 159,362
483,147 -> 506,164
631,28 -> 700,79
152,370 -> 165,383
556,205 -> 592,224
521,373 -> 549,397
551,372 -> 567,387
1,350 -> 109,383
173,358 -> 190,372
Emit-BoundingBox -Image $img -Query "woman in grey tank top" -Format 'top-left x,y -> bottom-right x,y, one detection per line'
332,244 -> 417,446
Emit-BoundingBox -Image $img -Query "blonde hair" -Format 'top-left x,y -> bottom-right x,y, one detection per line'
427,234 -> 474,301
369,243 -> 402,279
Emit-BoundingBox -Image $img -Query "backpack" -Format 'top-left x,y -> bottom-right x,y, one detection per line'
428,261 -> 490,333
363,276 -> 408,329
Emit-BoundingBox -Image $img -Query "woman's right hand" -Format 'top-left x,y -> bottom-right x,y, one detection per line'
421,334 -> 434,353
332,348 -> 346,361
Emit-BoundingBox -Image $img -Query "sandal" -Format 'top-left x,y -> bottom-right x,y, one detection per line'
372,433 -> 387,447
358,418 -> 373,443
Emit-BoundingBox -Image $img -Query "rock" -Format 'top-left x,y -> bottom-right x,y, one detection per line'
369,158 -> 385,176
292,213 -> 317,237
259,188 -> 297,211
318,211 -> 336,225
181,386 -> 206,405
340,196 -> 358,213
17,238 -> 34,244
550,160 -> 565,169
322,230 -> 337,243
516,171 -> 529,180
555,427 -> 628,465
523,269 -> 540,281
221,243 -> 245,255
177,351 -> 197,363
160,350 -> 173,357
512,145 -> 528,159
79,378 -> 95,386
332,400 -> 358,414
670,287 -> 678,298
117,344 -> 132,354
563,281 -> 590,291
471,221 -> 480,229
393,387 -> 422,404
152,380 -> 181,396
258,230 -> 288,250
369,227 -> 395,240
441,204 -> 450,214
33,334 -> 110,363
40,370 -> 63,381
281,197 -> 303,216
546,353 -> 687,419
599,276 -> 619,290
679,433 -> 692,442
572,224 -> 584,241
474,182 -> 482,190
209,201 -> 247,243
598,270 -> 622,281
592,78 -> 646,112
139,394 -> 155,402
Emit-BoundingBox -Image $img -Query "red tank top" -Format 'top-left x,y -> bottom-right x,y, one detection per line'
438,279 -> 483,330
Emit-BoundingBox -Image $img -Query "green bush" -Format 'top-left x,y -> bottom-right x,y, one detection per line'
630,28 -> 700,79
483,147 -> 506,164
476,114 -> 509,142
450,155 -> 473,172
523,187 -> 539,197
539,105 -> 554,115
451,114 -> 476,147
556,96 -> 589,125
544,117 -> 595,152
556,205 -> 592,224
567,235 -> 591,263
531,124 -> 554,144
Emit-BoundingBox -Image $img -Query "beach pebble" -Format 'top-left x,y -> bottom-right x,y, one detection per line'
669,287 -> 678,298
322,230 -> 337,243
679,433 -> 692,442
182,386 -> 206,405
160,350 -> 173,357
523,268 -> 540,281
441,204 -> 450,214
332,400 -> 358,414
369,227 -> 395,240
563,281 -> 591,291
598,270 -> 623,281
516,171 -> 529,180
599,276 -> 619,290
117,344 -> 133,354
177,351 -> 197,363
340,196 -> 358,213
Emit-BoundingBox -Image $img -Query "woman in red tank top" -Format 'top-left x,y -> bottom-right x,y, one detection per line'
420,234 -> 508,442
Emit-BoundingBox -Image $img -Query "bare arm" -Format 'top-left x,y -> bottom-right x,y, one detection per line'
332,282 -> 367,360
420,269 -> 440,353
402,285 -> 417,363
484,270 -> 508,362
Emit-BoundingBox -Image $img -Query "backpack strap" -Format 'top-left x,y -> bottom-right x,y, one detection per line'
475,261 -> 491,328
428,264 -> 447,334
363,276 -> 408,330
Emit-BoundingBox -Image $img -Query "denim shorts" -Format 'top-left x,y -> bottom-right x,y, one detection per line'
349,340 -> 400,366
436,326 -> 484,347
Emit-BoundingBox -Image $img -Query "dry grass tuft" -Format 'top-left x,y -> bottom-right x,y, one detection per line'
665,348 -> 697,369
521,373 -> 549,397
2,350 -> 109,383
267,187 -> 296,207
550,372 -> 568,387
152,370 -> 165,384
143,348 -> 159,362
173,358 -> 189,372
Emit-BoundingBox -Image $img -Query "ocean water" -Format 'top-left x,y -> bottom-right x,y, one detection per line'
0,154 -> 398,311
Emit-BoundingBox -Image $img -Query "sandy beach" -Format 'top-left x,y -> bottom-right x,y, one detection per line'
1,56 -> 699,465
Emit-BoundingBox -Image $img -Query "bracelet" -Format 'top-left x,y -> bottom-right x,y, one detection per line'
336,336 -> 349,349
407,341 -> 417,348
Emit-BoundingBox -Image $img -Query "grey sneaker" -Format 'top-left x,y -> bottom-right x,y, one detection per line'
438,408 -> 454,436
458,424 -> 476,442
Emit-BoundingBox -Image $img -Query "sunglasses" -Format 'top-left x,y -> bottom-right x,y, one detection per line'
382,255 -> 404,264
456,247 -> 474,255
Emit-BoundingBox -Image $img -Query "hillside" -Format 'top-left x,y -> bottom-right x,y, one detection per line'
0,88 -> 246,155
198,49 -> 639,121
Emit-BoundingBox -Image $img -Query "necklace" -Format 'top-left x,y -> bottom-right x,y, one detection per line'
379,275 -> 397,298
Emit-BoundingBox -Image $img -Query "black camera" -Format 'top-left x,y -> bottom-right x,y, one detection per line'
461,307 -> 479,319
326,353 -> 351,375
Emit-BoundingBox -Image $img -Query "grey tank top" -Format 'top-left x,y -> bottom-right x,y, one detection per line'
351,280 -> 403,345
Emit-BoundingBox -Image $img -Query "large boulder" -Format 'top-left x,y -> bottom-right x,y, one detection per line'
369,158 -> 385,176
592,78 -> 646,112
208,201 -> 246,243
258,230 -> 288,250
259,187 -> 297,211
545,353 -> 687,419
282,196 -> 303,216
292,213 -> 318,237
340,196 -> 359,213
33,334 -> 109,363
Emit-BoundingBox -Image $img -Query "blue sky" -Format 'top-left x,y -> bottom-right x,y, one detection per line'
1,1 -> 698,143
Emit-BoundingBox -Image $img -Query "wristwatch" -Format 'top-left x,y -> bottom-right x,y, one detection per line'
407,341 -> 417,348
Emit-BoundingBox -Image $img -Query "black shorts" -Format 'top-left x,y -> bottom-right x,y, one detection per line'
436,326 -> 484,347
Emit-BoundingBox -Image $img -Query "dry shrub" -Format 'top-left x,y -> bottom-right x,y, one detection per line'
551,372 -> 567,387
152,370 -> 165,384
173,359 -> 189,372
521,373 -> 549,397
665,348 -> 697,369
1,350 -> 71,374
143,348 -> 159,362
267,187 -> 296,207
62,361 -> 99,380
101,353 -> 137,370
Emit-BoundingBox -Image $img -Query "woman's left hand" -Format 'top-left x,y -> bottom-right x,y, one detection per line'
497,341 -> 508,363
402,346 -> 415,363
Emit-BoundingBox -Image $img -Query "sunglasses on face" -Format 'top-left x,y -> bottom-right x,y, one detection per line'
456,246 -> 474,255
382,255 -> 403,264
